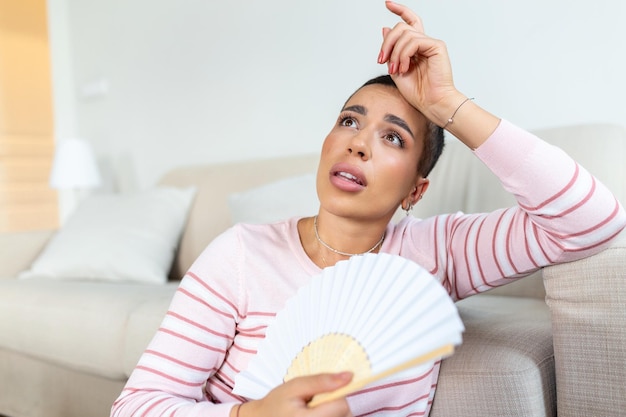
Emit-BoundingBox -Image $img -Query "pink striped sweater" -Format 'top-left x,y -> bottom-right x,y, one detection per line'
111,120 -> 626,417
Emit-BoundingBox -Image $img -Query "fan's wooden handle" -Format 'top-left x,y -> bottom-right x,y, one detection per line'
308,344 -> 455,408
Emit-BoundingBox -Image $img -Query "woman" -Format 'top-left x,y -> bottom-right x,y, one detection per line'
111,2 -> 626,416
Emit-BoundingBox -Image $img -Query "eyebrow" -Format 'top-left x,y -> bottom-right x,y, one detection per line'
342,104 -> 414,139
342,104 -> 367,115
384,114 -> 414,139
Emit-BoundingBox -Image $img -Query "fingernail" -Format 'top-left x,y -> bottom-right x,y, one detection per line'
332,372 -> 353,383
377,50 -> 383,64
389,62 -> 396,74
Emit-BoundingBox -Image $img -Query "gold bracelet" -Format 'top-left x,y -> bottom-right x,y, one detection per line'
443,97 -> 474,129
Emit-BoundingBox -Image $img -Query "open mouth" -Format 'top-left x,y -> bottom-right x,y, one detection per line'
335,171 -> 365,186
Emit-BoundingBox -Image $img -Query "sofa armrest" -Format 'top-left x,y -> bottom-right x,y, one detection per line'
544,232 -> 626,416
0,230 -> 55,278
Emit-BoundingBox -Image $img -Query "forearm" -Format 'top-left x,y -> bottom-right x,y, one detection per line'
112,238 -> 242,416
438,120 -> 626,298
112,392 -> 235,417
475,120 -> 626,258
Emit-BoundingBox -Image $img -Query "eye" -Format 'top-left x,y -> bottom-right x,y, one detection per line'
383,131 -> 406,148
339,114 -> 358,129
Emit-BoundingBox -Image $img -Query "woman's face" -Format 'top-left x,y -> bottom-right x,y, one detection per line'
317,84 -> 429,221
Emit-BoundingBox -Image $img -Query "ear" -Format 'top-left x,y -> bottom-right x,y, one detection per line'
411,177 -> 429,205
402,177 -> 430,210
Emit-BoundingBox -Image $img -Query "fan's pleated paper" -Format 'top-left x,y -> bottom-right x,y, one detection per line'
233,253 -> 464,400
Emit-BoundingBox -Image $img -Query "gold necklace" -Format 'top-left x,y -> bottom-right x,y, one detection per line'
313,215 -> 385,258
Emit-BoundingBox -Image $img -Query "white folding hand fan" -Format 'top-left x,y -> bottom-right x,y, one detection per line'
233,253 -> 464,406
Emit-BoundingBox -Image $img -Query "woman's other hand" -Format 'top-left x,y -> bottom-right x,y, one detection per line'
234,372 -> 354,417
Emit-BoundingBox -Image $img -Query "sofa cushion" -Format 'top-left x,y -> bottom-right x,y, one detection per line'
431,294 -> 555,417
228,173 -> 318,224
0,230 -> 54,279
0,279 -> 177,379
19,187 -> 195,284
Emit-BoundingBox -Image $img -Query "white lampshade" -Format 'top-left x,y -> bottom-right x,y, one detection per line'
50,138 -> 101,189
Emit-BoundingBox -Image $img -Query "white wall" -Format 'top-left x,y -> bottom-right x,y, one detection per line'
47,0 -> 626,192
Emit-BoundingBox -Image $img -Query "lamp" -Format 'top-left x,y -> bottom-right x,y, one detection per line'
50,138 -> 101,189
50,138 -> 101,224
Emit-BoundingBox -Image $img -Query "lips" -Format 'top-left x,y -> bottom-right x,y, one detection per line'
336,171 -> 364,186
330,163 -> 367,190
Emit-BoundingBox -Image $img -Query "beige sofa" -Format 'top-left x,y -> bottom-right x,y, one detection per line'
1,123 -> 625,417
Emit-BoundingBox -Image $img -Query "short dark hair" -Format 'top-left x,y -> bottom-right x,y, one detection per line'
351,75 -> 445,178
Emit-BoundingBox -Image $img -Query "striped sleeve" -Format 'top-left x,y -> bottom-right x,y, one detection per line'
438,119 -> 626,299
111,229 -> 243,417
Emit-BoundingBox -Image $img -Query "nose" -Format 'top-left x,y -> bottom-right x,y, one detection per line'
347,131 -> 370,160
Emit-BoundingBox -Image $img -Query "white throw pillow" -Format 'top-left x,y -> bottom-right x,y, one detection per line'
228,174 -> 319,224
20,187 -> 195,284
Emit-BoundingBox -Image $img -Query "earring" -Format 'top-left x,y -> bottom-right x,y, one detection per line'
405,194 -> 423,216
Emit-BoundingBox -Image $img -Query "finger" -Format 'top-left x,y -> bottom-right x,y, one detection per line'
285,372 -> 353,400
385,0 -> 425,32
378,27 -> 392,64
391,32 -> 440,74
379,22 -> 414,66
388,30 -> 416,74
308,398 -> 352,417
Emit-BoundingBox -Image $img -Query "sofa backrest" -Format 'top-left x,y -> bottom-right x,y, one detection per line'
160,123 -> 626,287
414,123 -> 626,219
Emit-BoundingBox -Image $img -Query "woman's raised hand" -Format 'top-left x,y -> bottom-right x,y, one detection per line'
235,373 -> 354,417
379,0 -> 500,148
378,0 -> 464,127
